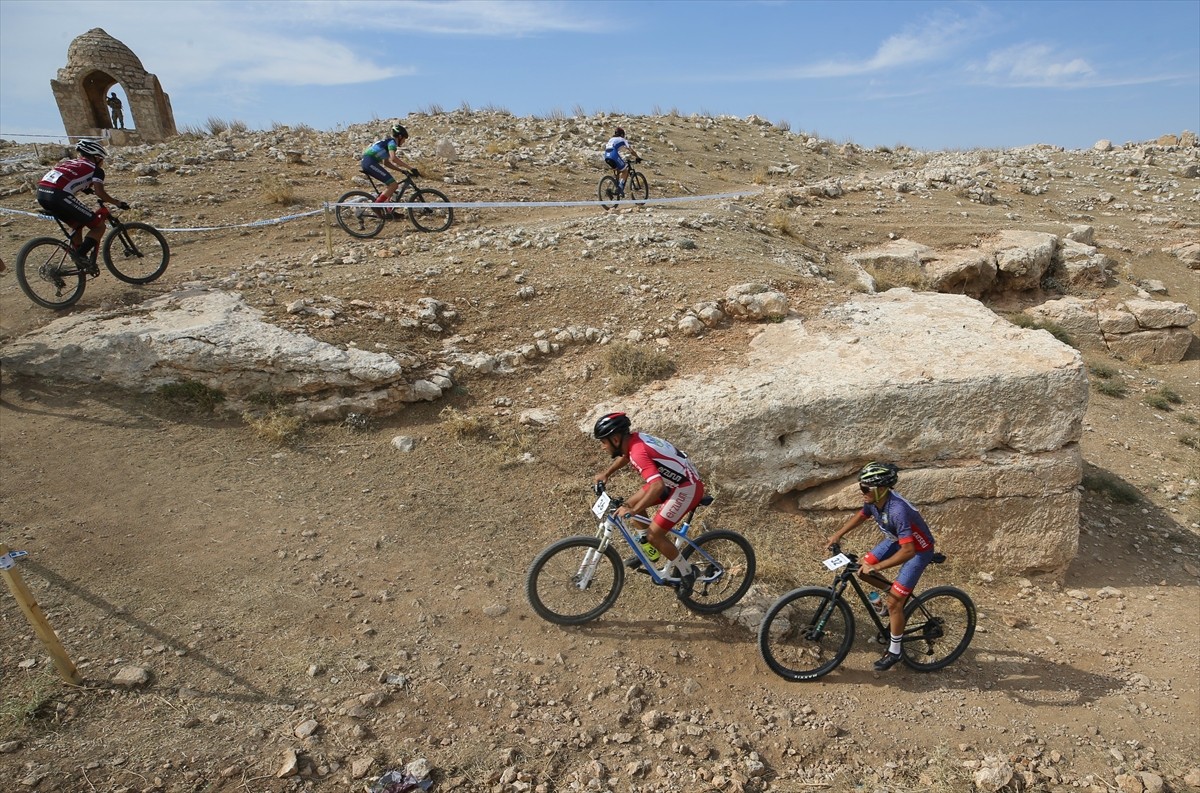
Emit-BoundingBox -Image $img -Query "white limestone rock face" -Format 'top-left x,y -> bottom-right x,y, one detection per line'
0,289 -> 437,419
586,290 -> 1088,576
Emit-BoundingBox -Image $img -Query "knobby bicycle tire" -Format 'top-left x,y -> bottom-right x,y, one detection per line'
758,587 -> 855,681
407,188 -> 454,233
103,221 -> 170,284
334,190 -> 386,238
526,536 -> 625,625
598,175 -> 619,210
15,237 -> 86,309
678,530 -> 756,614
629,171 -> 649,205
900,586 -> 976,671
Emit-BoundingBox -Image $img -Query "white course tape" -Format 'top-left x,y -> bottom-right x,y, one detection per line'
326,188 -> 760,210
0,205 -> 323,232
1,187 -> 759,233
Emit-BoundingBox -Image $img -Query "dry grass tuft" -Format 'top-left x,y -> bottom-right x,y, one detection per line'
260,174 -> 299,205
243,410 -> 305,444
604,342 -> 676,395
750,165 -> 770,185
440,407 -> 494,441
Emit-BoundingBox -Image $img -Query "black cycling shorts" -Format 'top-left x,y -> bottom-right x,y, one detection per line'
36,187 -> 96,228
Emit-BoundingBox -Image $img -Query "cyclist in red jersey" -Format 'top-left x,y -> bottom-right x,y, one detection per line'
36,140 -> 130,267
592,412 -> 704,596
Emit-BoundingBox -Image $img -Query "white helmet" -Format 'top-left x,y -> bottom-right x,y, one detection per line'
76,139 -> 108,159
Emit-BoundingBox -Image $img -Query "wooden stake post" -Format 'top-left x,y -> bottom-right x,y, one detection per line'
1,544 -> 81,684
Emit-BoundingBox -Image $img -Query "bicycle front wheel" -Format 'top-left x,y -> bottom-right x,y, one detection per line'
678,530 -> 755,614
758,587 -> 854,681
629,171 -> 649,205
103,222 -> 170,283
407,188 -> 453,233
334,190 -> 385,238
598,175 -> 619,209
15,237 -> 86,310
526,536 -> 624,625
901,586 -> 976,671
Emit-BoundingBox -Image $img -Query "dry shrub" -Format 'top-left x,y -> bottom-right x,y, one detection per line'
228,119 -> 249,134
766,210 -> 802,239
750,166 -> 770,185
205,116 -> 229,135
604,342 -> 676,395
260,174 -> 298,205
440,407 -> 493,440
244,410 -> 305,444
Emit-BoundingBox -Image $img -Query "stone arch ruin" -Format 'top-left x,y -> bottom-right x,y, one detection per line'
51,28 -> 177,145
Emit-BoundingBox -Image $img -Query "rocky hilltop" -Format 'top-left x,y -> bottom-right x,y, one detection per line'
0,112 -> 1197,792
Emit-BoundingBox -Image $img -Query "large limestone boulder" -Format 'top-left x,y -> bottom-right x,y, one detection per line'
1027,296 -> 1196,363
990,230 -> 1058,292
0,289 -> 445,420
588,290 -> 1088,576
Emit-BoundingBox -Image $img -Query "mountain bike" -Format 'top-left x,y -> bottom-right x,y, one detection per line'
15,202 -> 170,310
334,172 -> 453,238
526,483 -> 755,625
757,543 -> 975,681
598,158 -> 649,210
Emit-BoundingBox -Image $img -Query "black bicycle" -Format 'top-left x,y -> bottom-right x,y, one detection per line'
334,172 -> 453,238
15,202 -> 170,310
598,158 -> 649,210
757,543 -> 976,681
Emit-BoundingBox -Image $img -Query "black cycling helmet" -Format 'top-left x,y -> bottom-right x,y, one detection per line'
76,139 -> 108,159
391,123 -> 408,139
614,127 -> 625,138
858,461 -> 899,489
593,412 -> 631,440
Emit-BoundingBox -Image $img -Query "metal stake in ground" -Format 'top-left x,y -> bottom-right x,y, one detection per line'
1,543 -> 81,684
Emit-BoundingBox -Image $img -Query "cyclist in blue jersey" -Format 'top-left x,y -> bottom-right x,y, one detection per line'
602,127 -> 640,199
361,123 -> 417,208
827,462 -> 937,672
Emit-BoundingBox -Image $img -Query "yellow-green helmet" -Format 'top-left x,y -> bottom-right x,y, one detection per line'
858,461 -> 899,488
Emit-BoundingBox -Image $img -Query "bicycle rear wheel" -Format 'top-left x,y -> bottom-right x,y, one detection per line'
678,530 -> 755,614
407,188 -> 453,233
526,536 -> 625,625
900,586 -> 976,671
758,587 -> 854,681
334,190 -> 386,238
15,237 -> 86,309
598,175 -> 619,209
103,222 -> 170,283
629,171 -> 649,205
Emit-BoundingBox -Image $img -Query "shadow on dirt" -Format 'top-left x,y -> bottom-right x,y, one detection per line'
19,558 -> 294,706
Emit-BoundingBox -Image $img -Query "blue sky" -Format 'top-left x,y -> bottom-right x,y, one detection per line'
1,0 -> 1197,150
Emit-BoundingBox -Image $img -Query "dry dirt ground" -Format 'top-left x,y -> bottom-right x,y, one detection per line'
0,113 -> 1198,793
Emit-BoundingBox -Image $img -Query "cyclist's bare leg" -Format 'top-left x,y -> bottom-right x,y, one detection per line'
618,165 -> 631,193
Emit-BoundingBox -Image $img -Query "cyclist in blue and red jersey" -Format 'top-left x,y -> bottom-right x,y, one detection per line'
36,139 -> 130,268
592,412 -> 703,596
361,123 -> 417,208
827,462 -> 937,672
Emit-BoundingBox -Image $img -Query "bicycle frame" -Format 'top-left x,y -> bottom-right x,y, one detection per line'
574,492 -> 710,591
816,550 -> 942,648
364,173 -> 416,203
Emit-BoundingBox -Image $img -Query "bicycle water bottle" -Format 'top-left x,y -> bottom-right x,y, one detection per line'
636,532 -> 661,562
869,591 -> 889,618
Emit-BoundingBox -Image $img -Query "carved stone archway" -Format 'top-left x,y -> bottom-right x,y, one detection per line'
51,28 -> 177,145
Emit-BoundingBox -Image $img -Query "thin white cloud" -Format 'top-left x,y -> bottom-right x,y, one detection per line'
982,43 -> 1094,85
770,9 -> 988,79
970,41 -> 1191,89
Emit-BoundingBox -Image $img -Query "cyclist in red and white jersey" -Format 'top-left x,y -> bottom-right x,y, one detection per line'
36,140 -> 130,266
592,412 -> 704,595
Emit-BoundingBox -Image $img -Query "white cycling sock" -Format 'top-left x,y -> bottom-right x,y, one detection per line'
673,556 -> 693,575
889,634 -> 902,654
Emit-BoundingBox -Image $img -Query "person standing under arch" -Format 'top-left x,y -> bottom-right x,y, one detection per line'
107,93 -> 124,129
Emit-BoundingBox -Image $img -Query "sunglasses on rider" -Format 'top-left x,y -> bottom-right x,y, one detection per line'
860,485 -> 874,494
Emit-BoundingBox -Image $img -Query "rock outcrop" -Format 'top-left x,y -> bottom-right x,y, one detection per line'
0,289 -> 448,420
587,289 -> 1088,576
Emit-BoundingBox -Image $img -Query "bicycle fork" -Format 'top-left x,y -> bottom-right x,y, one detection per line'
575,524 -> 613,590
